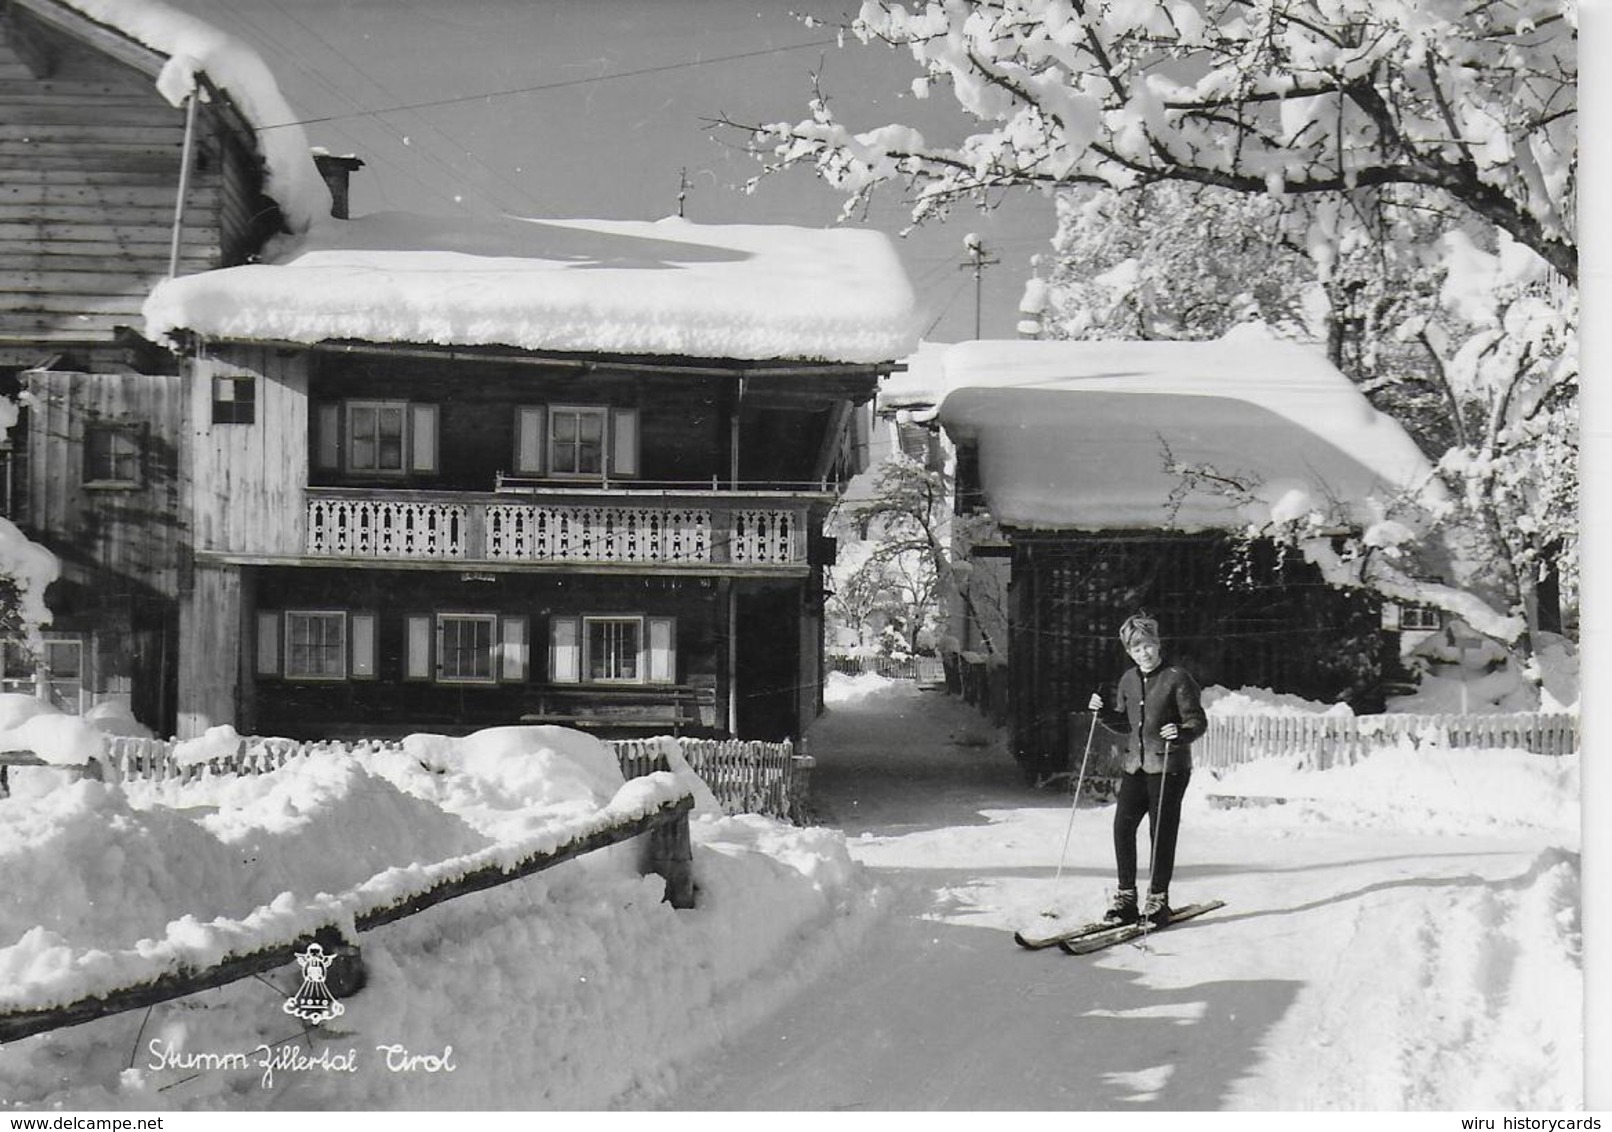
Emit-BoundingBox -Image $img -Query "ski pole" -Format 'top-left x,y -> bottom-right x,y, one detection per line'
1142,739 -> 1173,941
1047,699 -> 1100,899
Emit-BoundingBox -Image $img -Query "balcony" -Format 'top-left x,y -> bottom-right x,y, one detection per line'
304,485 -> 824,570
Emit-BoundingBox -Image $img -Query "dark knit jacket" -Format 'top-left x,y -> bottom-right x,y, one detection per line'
1095,661 -> 1207,774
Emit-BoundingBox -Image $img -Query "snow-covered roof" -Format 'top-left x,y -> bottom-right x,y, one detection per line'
932,327 -> 1439,533
143,212 -> 921,364
54,0 -> 330,232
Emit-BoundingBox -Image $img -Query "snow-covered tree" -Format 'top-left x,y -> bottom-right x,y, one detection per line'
742,0 -> 1575,280
835,453 -> 1002,656
729,1 -> 1577,655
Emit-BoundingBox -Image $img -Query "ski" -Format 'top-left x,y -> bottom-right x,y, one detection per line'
1056,899 -> 1226,955
1014,916 -> 1119,950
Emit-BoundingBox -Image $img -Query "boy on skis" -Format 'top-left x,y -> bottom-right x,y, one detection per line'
1087,612 -> 1207,930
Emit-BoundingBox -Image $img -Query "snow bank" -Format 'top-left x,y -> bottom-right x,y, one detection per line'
0,724 -> 875,1109
144,212 -> 921,364
1200,745 -> 1580,836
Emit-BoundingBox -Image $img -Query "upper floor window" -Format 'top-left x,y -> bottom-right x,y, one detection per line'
514,404 -> 638,482
212,375 -> 256,424
314,400 -> 438,478
85,424 -> 142,488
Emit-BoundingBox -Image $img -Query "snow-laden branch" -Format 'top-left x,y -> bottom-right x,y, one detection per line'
729,0 -> 1576,280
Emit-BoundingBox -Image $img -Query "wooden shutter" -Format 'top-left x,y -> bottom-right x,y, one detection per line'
549,616 -> 580,683
350,613 -> 376,679
405,615 -> 432,680
611,408 -> 639,477
647,616 -> 675,684
500,616 -> 528,682
514,406 -> 546,475
256,612 -> 280,676
315,403 -> 341,470
410,404 -> 439,473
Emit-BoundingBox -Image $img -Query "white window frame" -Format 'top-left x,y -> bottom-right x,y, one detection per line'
284,611 -> 347,681
0,634 -> 88,713
1400,605 -> 1442,632
547,404 -> 609,479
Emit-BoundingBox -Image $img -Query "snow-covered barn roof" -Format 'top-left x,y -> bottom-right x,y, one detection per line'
143,212 -> 922,365
47,0 -> 331,231
930,327 -> 1439,533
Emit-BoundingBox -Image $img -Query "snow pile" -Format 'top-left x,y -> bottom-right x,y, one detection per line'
1224,845 -> 1581,1110
144,212 -> 921,364
1201,745 -> 1579,835
0,725 -> 875,1110
1392,627 -> 1579,714
57,0 -> 331,231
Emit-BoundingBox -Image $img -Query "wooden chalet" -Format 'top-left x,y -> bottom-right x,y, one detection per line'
923,334 -> 1439,781
0,0 -> 317,729
139,211 -> 914,743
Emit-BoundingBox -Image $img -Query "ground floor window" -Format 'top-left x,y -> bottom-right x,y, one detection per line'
285,612 -> 347,680
1,635 -> 86,712
551,614 -> 675,685
437,614 -> 497,684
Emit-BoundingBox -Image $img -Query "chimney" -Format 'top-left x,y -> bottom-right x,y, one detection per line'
312,153 -> 365,220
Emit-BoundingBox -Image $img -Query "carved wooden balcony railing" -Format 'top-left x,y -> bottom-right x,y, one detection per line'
304,487 -> 814,568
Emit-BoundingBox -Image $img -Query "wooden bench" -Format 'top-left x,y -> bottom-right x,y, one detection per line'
520,684 -> 715,735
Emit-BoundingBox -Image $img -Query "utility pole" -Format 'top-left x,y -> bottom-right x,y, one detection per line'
677,168 -> 689,218
960,234 -> 999,339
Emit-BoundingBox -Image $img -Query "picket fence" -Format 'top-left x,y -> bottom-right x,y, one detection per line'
69,733 -> 807,821
827,654 -> 947,683
1195,710 -> 1579,772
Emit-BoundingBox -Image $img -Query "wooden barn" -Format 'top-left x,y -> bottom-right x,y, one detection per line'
928,333 -> 1439,781
0,0 -> 331,729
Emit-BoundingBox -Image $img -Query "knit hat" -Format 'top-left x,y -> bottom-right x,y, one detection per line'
1119,612 -> 1160,650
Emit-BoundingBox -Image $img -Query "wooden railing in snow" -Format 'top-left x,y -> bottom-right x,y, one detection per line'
1194,711 -> 1579,772
0,789 -> 695,1044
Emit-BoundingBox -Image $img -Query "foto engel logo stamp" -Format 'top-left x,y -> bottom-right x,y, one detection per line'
282,942 -> 345,1025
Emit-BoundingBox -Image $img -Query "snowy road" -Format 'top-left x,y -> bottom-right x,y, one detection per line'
658,680 -> 1580,1111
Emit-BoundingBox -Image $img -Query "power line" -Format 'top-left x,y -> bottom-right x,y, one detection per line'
256,38 -> 840,131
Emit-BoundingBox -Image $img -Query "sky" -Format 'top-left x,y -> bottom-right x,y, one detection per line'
156,0 -> 1057,344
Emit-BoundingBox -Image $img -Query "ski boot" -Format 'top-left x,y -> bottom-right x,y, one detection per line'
1142,890 -> 1171,929
1102,888 -> 1139,927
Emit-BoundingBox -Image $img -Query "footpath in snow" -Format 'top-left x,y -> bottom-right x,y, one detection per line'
657,675 -> 1582,1111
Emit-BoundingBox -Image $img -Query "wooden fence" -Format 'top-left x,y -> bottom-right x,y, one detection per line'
827,654 -> 947,683
2,733 -> 811,821
613,736 -> 808,821
1195,711 -> 1579,772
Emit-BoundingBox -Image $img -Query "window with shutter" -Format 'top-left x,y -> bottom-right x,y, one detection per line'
514,406 -> 546,475
611,408 -> 639,477
350,613 -> 377,679
256,612 -> 280,676
500,616 -> 528,682
647,617 -> 675,684
405,615 -> 432,680
549,617 -> 580,684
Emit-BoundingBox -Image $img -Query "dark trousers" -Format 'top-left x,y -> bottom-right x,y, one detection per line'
1113,768 -> 1192,894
